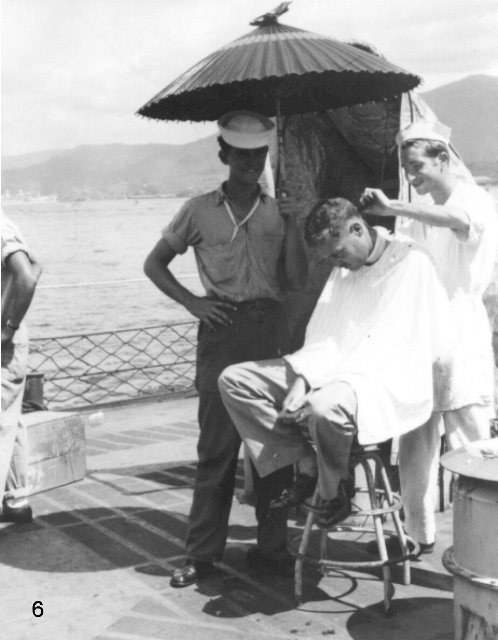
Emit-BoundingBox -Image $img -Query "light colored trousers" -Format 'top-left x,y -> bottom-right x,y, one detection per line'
399,404 -> 492,545
0,338 -> 29,503
218,358 -> 358,501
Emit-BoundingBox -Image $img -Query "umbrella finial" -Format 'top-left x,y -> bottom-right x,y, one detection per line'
250,1 -> 291,26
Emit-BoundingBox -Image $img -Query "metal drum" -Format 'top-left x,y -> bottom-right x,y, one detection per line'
441,439 -> 498,640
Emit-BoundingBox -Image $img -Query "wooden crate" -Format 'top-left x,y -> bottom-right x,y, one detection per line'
24,410 -> 86,494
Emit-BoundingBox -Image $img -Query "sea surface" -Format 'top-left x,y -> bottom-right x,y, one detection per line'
3,186 -> 498,340
2,198 -> 199,338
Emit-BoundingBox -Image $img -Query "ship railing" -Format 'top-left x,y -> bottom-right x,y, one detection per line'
28,321 -> 198,411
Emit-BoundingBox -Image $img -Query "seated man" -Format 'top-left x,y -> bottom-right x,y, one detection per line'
218,197 -> 456,527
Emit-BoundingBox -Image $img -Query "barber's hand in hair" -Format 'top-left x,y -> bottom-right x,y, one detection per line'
185,296 -> 237,330
359,188 -> 392,216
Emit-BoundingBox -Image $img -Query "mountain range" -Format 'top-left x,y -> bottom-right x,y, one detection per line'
421,74 -> 498,179
2,74 -> 497,201
1,136 -> 225,201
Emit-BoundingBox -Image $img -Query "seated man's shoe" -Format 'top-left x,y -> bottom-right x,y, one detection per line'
1,500 -> 33,524
316,496 -> 352,528
366,537 -> 434,557
169,559 -> 214,588
247,547 -> 295,578
316,478 -> 354,529
269,473 -> 317,512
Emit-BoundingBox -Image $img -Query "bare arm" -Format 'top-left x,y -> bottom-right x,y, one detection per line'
1,251 -> 42,344
359,188 -> 470,233
143,238 -> 236,329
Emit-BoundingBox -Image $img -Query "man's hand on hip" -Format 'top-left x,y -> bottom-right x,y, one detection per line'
186,296 -> 238,330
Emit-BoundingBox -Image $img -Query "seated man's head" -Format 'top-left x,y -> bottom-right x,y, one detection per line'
305,198 -> 374,271
217,111 -> 274,186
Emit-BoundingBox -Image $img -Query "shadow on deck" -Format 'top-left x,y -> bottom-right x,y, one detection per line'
0,395 -> 455,640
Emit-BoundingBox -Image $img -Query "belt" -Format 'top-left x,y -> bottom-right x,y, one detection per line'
234,298 -> 280,311
209,296 -> 280,312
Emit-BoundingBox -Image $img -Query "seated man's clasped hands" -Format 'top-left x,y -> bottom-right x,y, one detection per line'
219,197 -> 457,530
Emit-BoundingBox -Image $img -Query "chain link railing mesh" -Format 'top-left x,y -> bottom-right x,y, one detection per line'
28,321 -> 198,410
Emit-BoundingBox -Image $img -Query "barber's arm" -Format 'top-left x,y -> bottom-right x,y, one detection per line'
359,187 -> 470,233
1,251 -> 42,345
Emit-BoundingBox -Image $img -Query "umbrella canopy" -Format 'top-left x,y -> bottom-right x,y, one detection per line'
137,10 -> 420,122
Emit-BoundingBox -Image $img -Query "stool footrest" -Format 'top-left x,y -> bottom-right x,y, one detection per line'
303,489 -> 403,520
291,529 -> 419,570
294,445 -> 412,611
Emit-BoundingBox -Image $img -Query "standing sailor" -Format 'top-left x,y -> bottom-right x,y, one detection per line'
144,111 -> 307,587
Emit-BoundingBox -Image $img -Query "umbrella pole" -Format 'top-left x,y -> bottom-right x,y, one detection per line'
276,98 -> 286,192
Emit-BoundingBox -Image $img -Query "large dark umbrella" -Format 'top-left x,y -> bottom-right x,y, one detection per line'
137,2 -> 420,178
138,3 -> 419,120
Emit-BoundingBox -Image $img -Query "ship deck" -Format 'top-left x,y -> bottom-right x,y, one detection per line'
1,395 -> 454,640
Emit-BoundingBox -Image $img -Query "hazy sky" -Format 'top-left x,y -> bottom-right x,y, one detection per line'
2,0 -> 498,156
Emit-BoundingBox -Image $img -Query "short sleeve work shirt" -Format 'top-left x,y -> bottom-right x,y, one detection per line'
162,186 -> 285,302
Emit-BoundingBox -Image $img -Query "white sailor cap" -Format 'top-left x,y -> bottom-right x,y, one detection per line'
396,119 -> 451,147
218,110 -> 274,149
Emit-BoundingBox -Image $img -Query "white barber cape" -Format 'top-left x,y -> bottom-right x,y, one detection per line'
285,229 -> 456,445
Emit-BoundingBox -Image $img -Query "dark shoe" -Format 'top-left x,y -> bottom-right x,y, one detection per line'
316,478 -> 355,528
366,538 -> 434,557
0,501 -> 33,524
269,473 -> 317,512
316,496 -> 352,528
169,559 -> 214,588
247,547 -> 294,578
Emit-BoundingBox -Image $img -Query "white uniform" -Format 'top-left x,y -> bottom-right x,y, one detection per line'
398,180 -> 498,544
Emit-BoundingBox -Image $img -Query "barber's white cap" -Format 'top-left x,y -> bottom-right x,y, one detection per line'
396,119 -> 451,147
218,110 -> 274,149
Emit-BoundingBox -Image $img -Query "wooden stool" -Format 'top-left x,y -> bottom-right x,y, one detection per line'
293,444 -> 417,612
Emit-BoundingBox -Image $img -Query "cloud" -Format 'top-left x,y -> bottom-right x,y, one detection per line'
2,0 -> 497,155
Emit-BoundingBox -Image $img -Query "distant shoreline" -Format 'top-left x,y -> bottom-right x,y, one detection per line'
3,179 -> 497,206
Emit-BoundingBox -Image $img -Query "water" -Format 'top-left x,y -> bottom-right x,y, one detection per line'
2,198 -> 201,337
3,185 -> 498,339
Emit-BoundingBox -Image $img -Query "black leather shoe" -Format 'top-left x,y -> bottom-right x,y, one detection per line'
0,501 -> 33,524
169,559 -> 214,588
316,477 -> 355,528
247,547 -> 294,577
269,473 -> 317,511
366,538 -> 434,557
316,496 -> 352,528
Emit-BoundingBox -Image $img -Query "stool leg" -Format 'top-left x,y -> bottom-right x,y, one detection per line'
295,488 -> 319,605
320,528 -> 328,571
362,458 -> 392,613
378,462 -> 411,586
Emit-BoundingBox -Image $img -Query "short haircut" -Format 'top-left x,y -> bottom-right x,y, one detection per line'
304,198 -> 361,246
400,138 -> 449,159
